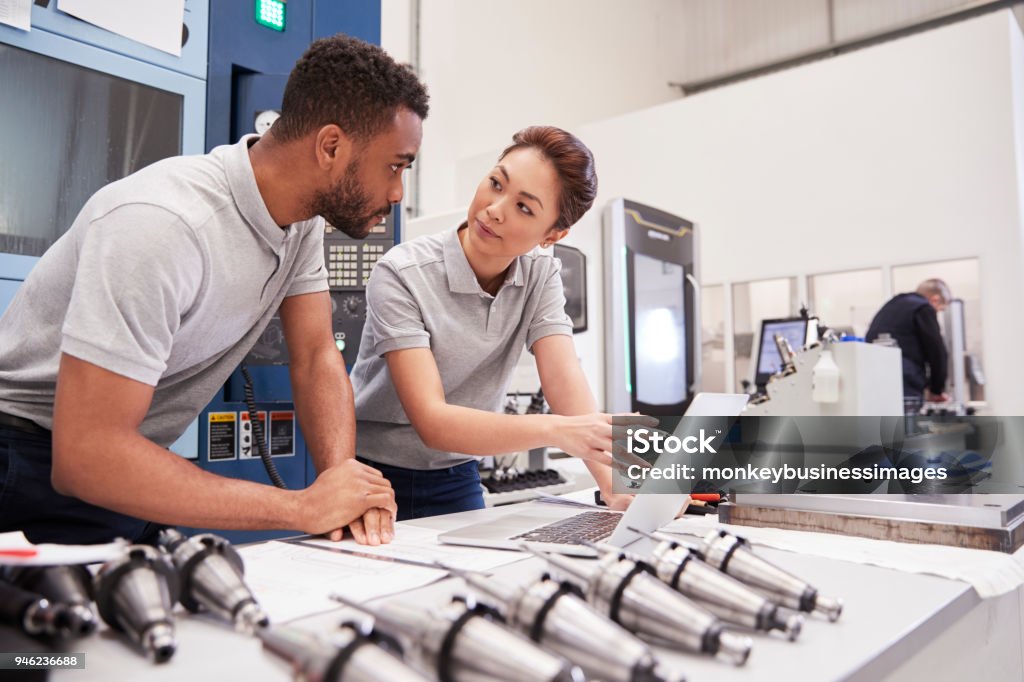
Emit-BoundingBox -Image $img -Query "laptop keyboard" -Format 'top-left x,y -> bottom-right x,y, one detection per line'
512,510 -> 623,545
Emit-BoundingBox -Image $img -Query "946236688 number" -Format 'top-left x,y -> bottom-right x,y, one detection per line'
1,653 -> 85,669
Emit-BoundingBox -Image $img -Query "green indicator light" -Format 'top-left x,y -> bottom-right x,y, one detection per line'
335,339 -> 346,352
255,0 -> 286,31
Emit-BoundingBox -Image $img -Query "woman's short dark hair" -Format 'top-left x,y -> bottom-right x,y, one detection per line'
499,126 -> 598,231
274,35 -> 429,143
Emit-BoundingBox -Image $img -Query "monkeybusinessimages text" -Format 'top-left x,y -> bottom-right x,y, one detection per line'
623,428 -> 949,485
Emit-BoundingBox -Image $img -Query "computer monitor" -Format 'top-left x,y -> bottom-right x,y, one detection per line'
553,243 -> 588,333
754,317 -> 818,389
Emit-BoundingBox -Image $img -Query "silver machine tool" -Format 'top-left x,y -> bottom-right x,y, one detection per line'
438,562 -> 678,682
158,528 -> 269,633
94,545 -> 179,663
699,529 -> 843,622
0,579 -> 73,638
257,622 -> 430,682
3,564 -> 98,637
626,529 -> 803,640
525,545 -> 752,666
331,593 -> 584,682
772,334 -> 798,379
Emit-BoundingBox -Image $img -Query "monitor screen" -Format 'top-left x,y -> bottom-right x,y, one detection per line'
633,251 -> 687,406
0,44 -> 183,256
553,243 -> 587,333
755,317 -> 815,385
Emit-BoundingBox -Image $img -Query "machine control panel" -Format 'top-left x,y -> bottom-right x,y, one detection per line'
326,241 -> 386,288
244,215 -> 396,368
323,215 -> 396,366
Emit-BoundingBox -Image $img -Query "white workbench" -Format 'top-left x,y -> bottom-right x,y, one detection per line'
53,502 -> 1024,682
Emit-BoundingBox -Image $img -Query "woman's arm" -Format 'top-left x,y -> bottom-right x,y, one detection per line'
532,334 -> 634,509
385,346 -> 615,466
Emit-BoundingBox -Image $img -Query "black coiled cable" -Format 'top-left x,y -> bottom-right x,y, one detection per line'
240,364 -> 287,489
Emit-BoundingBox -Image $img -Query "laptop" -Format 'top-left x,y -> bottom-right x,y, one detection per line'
439,393 -> 749,556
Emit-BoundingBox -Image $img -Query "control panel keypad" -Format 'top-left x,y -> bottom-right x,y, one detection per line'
327,244 -> 359,287
326,243 -> 388,289
360,243 -> 385,286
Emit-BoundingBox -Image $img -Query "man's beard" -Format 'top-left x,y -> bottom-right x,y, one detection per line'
311,161 -> 390,239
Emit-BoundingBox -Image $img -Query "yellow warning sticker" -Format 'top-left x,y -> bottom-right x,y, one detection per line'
208,412 -> 237,461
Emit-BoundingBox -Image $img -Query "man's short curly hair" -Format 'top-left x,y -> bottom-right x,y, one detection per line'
273,35 -> 429,143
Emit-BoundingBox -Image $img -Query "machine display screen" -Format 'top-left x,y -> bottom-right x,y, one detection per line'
0,44 -> 182,256
632,251 -> 687,406
756,318 -> 812,381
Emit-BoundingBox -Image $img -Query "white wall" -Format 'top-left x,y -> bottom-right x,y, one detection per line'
569,10 -> 1024,414
387,7 -> 1024,415
379,0 -> 413,65
403,207 -> 462,242
382,0 -> 689,216
1011,8 -> 1024,318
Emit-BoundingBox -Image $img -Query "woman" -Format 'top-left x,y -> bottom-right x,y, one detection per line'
349,126 -> 639,539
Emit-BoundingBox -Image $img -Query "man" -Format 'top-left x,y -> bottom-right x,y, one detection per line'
866,278 -> 951,407
0,36 -> 427,546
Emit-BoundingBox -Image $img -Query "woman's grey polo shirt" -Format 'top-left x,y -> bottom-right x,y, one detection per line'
350,226 -> 573,470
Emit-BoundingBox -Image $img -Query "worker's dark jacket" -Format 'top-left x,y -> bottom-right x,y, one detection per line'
866,293 -> 947,398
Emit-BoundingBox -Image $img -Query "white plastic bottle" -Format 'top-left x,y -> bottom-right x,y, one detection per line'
812,346 -> 840,403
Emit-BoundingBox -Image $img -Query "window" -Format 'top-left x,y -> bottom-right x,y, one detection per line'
808,268 -> 884,338
732,277 -> 798,392
0,43 -> 182,256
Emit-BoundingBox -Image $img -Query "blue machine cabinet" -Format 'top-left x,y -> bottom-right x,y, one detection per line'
0,2 -> 209,459
16,0 -> 209,79
0,254 -> 39,315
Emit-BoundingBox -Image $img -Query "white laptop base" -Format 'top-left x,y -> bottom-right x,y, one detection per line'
438,393 -> 749,557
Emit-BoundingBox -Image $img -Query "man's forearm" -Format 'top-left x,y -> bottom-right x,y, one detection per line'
290,346 -> 356,473
54,430 -> 304,530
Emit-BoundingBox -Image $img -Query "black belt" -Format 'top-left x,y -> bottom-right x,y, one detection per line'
0,412 -> 49,435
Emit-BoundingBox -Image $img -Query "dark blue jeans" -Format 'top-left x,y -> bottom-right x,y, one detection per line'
358,457 -> 485,521
0,424 -> 164,545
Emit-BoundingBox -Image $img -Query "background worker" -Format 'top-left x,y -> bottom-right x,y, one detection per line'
866,278 -> 951,410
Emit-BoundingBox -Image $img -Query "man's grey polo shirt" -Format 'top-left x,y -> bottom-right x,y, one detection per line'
0,135 -> 327,447
350,226 -> 573,470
